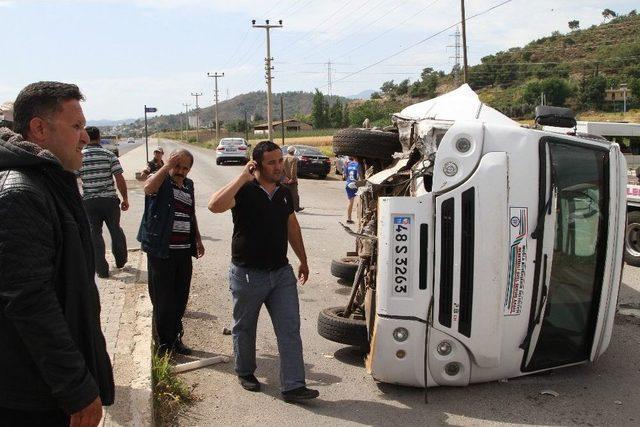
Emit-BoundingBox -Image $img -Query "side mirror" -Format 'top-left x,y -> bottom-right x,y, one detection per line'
535,105 -> 576,128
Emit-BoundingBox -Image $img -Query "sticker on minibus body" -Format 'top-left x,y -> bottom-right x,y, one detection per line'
505,207 -> 528,316
392,216 -> 412,297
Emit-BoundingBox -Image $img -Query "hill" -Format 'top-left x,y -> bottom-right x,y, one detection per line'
365,10 -> 640,120
113,91 -> 347,137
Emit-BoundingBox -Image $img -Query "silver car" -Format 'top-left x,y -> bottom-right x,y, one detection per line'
216,138 -> 250,165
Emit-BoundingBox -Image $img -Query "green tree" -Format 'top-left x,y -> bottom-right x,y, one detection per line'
628,78 -> 640,108
396,79 -> 410,96
602,8 -> 617,21
348,100 -> 399,127
579,75 -> 607,110
370,91 -> 382,99
311,89 -> 328,128
568,20 -> 580,30
329,98 -> 343,128
522,80 -> 542,105
540,77 -> 572,106
342,104 -> 350,128
380,80 -> 398,97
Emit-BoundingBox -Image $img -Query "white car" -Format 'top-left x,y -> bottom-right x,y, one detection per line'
319,85 -> 626,389
127,137 -> 135,143
216,138 -> 250,165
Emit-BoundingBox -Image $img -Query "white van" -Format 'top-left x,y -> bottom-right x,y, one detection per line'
319,85 -> 626,388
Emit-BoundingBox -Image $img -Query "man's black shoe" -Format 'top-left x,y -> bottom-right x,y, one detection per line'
173,339 -> 192,355
238,374 -> 261,392
97,271 -> 109,279
295,207 -> 305,212
282,386 -> 319,402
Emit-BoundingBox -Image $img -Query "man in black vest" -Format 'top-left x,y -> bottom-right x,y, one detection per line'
208,140 -> 319,403
0,82 -> 114,426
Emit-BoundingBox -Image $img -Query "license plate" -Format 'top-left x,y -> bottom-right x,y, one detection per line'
313,159 -> 322,164
392,216 -> 411,297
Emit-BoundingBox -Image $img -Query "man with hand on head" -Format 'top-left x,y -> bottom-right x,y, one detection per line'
0,81 -> 113,426
138,148 -> 205,355
208,140 -> 319,403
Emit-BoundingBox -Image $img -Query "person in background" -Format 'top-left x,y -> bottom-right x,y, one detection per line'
208,140 -> 319,403
282,145 -> 303,212
140,147 -> 164,180
0,81 -> 113,427
345,156 -> 362,224
138,149 -> 205,355
78,126 -> 129,278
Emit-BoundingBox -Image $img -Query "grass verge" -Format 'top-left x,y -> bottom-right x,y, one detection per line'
152,351 -> 195,425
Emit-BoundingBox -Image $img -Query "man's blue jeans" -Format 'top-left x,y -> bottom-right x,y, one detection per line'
229,263 -> 306,392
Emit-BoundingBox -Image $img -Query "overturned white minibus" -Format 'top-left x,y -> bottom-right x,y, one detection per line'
319,85 -> 626,388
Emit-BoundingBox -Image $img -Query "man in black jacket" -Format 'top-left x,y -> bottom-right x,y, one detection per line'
0,82 -> 114,426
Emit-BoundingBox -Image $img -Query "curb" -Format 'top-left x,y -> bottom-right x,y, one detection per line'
101,251 -> 153,426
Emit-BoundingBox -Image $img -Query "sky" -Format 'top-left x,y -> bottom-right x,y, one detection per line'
0,0 -> 636,120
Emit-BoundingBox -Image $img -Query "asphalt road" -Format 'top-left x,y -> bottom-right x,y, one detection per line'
115,139 -> 640,426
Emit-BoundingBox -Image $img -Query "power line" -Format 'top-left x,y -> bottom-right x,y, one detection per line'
283,0 -> 357,51
328,0 -> 514,88
296,0 -> 396,62
222,27 -> 251,69
334,0 -> 442,61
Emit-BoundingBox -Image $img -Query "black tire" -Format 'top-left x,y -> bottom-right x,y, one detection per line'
331,257 -> 359,282
318,174 -> 327,180
625,211 -> 640,266
216,159 -> 222,165
332,128 -> 401,160
317,306 -> 368,348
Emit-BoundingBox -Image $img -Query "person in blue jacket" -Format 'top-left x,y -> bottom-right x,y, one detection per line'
345,157 -> 362,224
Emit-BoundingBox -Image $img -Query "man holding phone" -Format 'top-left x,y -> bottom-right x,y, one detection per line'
208,140 -> 318,403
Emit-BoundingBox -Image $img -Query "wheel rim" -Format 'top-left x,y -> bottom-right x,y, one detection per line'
626,223 -> 640,257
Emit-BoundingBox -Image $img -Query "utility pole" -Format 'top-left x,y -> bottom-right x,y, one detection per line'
182,102 -> 191,141
244,109 -> 249,141
448,28 -> 462,85
252,19 -> 283,141
327,59 -> 333,103
460,0 -> 469,83
621,83 -> 628,114
190,92 -> 202,143
207,72 -> 224,142
280,96 -> 285,145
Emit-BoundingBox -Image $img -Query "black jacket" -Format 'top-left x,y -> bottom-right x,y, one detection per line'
0,128 -> 114,413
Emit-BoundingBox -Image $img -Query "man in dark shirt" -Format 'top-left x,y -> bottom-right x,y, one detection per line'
208,140 -> 318,403
140,147 -> 164,180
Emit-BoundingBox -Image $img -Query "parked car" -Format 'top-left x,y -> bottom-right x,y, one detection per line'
216,138 -> 250,165
100,136 -> 119,157
282,145 -> 331,179
127,137 -> 135,143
